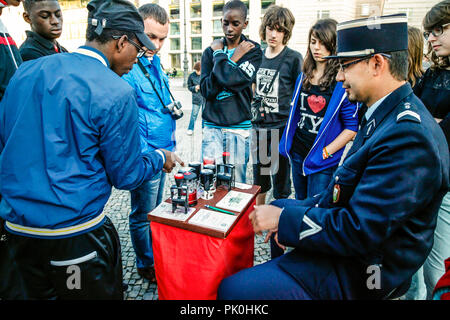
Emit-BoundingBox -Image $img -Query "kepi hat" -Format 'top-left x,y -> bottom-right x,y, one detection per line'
324,13 -> 408,59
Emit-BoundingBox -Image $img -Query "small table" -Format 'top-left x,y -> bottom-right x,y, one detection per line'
149,184 -> 260,300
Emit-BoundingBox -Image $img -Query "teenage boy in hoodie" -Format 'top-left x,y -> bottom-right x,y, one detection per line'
19,0 -> 68,61
200,0 -> 262,183
0,0 -> 23,101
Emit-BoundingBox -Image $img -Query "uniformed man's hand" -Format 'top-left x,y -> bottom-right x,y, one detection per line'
160,149 -> 184,173
210,39 -> 224,51
230,41 -> 255,63
265,229 -> 286,251
249,205 -> 283,235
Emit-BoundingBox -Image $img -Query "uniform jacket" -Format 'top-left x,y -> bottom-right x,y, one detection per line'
272,83 -> 450,299
0,17 -> 22,101
200,34 -> 262,126
0,46 -> 165,239
122,54 -> 176,153
279,73 -> 359,175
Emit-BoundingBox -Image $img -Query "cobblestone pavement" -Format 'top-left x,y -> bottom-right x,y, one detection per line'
104,79 -> 290,300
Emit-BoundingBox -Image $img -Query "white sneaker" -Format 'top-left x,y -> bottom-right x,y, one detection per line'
186,130 -> 193,136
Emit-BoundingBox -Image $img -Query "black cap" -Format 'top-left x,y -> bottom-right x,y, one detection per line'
324,14 -> 408,59
87,0 -> 156,51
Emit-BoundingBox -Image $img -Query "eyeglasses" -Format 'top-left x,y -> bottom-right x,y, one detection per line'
112,35 -> 147,58
423,23 -> 450,40
338,53 -> 392,72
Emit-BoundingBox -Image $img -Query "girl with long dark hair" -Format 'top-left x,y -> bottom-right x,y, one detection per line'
279,19 -> 358,201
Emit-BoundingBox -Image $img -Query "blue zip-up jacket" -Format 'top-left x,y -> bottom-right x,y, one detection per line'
0,46 -> 165,239
122,55 -> 176,153
279,73 -> 359,175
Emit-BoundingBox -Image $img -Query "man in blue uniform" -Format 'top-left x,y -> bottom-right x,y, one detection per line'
0,0 -> 183,299
218,14 -> 450,300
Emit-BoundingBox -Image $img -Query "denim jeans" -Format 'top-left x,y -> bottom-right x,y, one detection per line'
405,191 -> 450,300
201,126 -> 250,183
129,171 -> 166,269
187,103 -> 202,131
290,151 -> 337,200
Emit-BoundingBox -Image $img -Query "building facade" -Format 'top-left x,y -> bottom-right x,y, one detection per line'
383,0 -> 440,29
1,0 -> 442,72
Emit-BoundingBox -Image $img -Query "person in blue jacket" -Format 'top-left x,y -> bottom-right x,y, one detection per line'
121,3 -> 175,284
218,14 -> 449,300
0,0 -> 183,300
279,18 -> 358,202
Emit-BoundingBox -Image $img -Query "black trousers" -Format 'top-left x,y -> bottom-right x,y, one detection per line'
251,127 -> 292,198
3,217 -> 123,300
0,222 -> 27,299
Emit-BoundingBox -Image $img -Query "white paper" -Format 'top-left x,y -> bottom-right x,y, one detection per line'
188,209 -> 237,232
234,182 -> 252,190
148,201 -> 195,222
215,190 -> 253,212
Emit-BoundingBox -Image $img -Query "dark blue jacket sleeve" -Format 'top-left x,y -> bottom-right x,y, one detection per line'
97,94 -> 164,190
274,122 -> 444,257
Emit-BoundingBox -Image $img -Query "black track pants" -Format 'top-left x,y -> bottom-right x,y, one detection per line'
4,217 -> 123,300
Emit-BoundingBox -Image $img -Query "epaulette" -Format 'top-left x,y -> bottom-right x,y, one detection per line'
396,102 -> 421,123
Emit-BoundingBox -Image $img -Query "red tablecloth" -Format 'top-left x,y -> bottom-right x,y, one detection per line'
151,199 -> 255,300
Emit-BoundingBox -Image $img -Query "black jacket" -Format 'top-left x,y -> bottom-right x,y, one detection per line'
187,71 -> 204,106
19,30 -> 68,62
200,35 -> 262,126
413,67 -> 450,151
